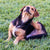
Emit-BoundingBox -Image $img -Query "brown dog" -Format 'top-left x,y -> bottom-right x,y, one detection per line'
7,5 -> 47,45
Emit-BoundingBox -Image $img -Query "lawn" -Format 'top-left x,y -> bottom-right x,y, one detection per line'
0,0 -> 50,50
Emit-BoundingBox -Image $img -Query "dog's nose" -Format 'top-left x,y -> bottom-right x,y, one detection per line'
26,7 -> 30,12
27,7 -> 30,10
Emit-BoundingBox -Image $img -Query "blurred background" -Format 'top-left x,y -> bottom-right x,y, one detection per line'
0,0 -> 50,50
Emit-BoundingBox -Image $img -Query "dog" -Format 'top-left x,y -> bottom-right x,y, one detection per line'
7,5 -> 47,45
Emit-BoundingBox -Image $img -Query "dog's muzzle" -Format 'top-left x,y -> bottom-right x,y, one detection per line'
25,7 -> 31,15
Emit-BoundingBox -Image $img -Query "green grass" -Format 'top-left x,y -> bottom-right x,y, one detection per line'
0,0 -> 50,50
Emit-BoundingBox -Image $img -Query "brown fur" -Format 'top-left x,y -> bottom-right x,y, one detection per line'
7,5 -> 41,45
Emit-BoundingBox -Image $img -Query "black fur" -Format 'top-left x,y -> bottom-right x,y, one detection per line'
12,13 -> 47,40
12,13 -> 22,26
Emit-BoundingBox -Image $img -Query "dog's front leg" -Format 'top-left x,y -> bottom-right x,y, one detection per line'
7,30 -> 12,41
13,35 -> 24,45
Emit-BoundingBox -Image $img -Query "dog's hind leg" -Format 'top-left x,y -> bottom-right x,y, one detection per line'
13,28 -> 25,45
13,35 -> 24,45
26,22 -> 47,40
26,33 -> 47,40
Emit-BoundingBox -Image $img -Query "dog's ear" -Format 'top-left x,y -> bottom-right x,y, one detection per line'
34,9 -> 39,17
20,6 -> 26,12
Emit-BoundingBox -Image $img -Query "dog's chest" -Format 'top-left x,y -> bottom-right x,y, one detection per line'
12,17 -> 35,36
12,25 -> 21,37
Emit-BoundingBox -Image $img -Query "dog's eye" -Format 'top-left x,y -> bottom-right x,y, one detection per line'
31,8 -> 34,10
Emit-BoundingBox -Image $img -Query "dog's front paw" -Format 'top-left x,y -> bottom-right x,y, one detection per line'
13,40 -> 18,45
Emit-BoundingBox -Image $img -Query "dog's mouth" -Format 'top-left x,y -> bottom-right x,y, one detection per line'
24,10 -> 31,15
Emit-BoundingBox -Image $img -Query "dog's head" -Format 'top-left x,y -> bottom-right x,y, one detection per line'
20,5 -> 39,18
20,5 -> 39,22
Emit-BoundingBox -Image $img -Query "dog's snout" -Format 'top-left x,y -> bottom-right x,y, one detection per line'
24,7 -> 31,15
26,7 -> 30,12
27,7 -> 30,10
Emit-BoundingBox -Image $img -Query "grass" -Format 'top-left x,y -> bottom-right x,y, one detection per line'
0,0 -> 50,50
